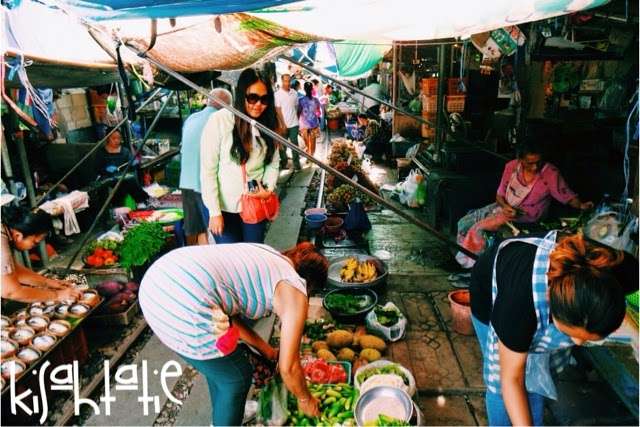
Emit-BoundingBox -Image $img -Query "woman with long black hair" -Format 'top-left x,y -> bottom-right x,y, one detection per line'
200,68 -> 282,244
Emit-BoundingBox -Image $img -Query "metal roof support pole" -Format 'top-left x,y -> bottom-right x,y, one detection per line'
434,42 -> 448,160
392,41 -> 398,111
131,47 -> 478,260
13,129 -> 49,266
1,128 -> 28,268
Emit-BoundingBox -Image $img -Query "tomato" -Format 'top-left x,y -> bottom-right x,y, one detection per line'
86,255 -> 98,266
102,250 -> 113,258
104,257 -> 116,265
112,255 -> 119,262
93,248 -> 105,257
93,257 -> 105,267
310,369 -> 328,384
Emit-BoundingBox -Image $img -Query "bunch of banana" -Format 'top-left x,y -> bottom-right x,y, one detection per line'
339,257 -> 378,283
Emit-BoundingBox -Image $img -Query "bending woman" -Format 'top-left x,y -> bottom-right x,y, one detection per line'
1,204 -> 82,302
200,68 -> 281,244
470,231 -> 638,426
456,139 -> 592,268
139,242 -> 328,426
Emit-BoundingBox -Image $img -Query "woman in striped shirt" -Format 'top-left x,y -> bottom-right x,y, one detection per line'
139,242 -> 328,426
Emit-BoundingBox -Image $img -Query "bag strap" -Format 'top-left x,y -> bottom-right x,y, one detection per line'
241,162 -> 248,185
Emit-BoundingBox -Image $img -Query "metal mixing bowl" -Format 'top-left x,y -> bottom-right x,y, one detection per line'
354,386 -> 414,426
326,254 -> 388,289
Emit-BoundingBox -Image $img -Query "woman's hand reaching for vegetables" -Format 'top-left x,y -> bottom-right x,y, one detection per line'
297,395 -> 321,418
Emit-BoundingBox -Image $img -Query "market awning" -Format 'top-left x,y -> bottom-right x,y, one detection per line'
33,0 -> 303,20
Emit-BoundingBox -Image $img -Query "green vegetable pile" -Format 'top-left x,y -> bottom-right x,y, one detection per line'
304,319 -> 341,341
325,293 -> 373,314
286,382 -> 359,426
356,363 -> 409,387
363,414 -> 412,426
120,222 -> 169,269
374,306 -> 400,326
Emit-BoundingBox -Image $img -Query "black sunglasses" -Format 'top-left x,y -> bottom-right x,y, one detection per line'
245,93 -> 269,105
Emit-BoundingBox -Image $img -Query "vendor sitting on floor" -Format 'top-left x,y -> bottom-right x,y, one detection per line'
455,138 -> 593,268
357,114 -> 386,162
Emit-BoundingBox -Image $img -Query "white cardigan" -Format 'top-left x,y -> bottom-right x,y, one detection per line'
200,109 -> 280,217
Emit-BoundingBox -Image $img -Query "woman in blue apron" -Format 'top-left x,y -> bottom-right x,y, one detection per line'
470,232 -> 638,425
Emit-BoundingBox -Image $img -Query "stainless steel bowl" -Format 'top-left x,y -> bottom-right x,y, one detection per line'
354,386 -> 414,426
326,254 -> 388,289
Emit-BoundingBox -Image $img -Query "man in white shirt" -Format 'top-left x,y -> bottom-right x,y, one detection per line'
274,74 -> 301,170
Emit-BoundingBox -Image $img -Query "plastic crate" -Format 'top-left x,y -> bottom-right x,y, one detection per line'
164,161 -> 181,188
421,124 -> 436,139
446,95 -> 466,112
422,95 -> 437,113
421,78 -> 438,96
447,78 -> 468,95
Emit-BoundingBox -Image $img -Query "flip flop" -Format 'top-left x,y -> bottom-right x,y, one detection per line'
447,272 -> 471,282
451,280 -> 470,289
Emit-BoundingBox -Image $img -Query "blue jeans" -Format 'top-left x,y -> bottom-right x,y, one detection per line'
472,315 -> 545,426
213,211 -> 267,244
181,348 -> 253,426
279,126 -> 300,167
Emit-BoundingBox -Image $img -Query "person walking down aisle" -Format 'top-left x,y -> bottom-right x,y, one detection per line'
275,74 -> 301,170
179,88 -> 233,246
200,68 -> 281,244
139,242 -> 329,427
298,82 -> 322,159
1,203 -> 82,303
470,232 -> 638,426
456,139 -> 592,268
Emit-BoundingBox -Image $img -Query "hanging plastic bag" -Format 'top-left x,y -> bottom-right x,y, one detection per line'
257,373 -> 288,426
365,302 -> 408,342
525,352 -> 558,400
408,96 -> 422,113
344,197 -> 372,232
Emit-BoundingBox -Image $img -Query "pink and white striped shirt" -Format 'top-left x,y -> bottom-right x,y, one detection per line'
139,243 -> 306,360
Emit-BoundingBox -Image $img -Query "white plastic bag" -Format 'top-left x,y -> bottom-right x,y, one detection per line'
611,217 -> 638,253
585,211 -> 624,247
399,169 -> 420,208
365,302 -> 407,342
355,141 -> 367,159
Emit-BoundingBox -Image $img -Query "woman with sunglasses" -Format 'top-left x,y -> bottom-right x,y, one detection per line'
1,203 -> 82,303
456,139 -> 593,268
201,68 -> 281,244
